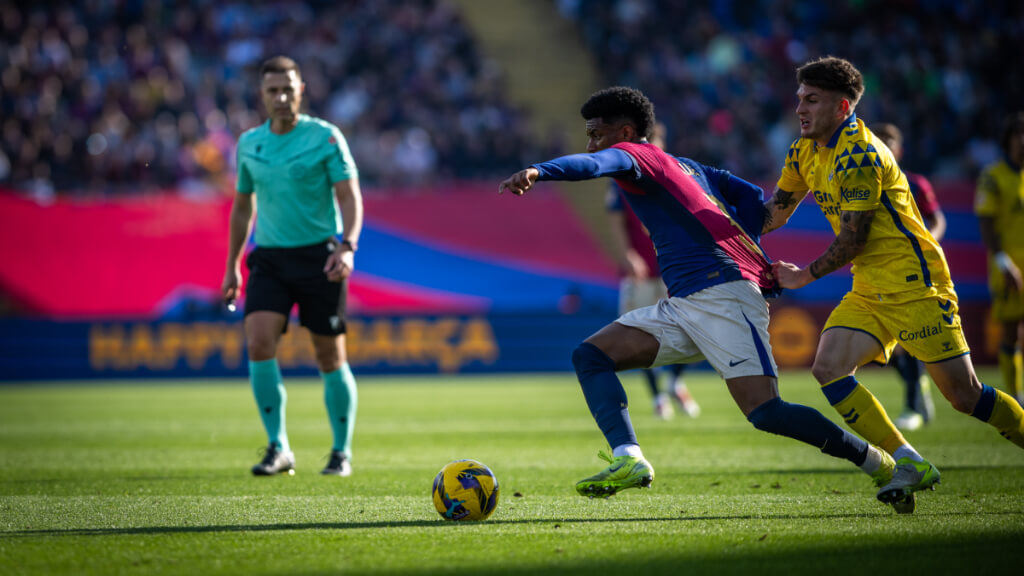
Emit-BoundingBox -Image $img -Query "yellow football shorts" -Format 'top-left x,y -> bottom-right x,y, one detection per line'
988,254 -> 1024,322
822,283 -> 970,365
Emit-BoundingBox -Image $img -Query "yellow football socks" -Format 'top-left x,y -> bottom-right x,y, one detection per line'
998,346 -> 1022,400
821,375 -> 907,455
972,384 -> 1024,449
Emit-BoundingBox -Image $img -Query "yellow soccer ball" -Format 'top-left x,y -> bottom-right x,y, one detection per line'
432,459 -> 500,521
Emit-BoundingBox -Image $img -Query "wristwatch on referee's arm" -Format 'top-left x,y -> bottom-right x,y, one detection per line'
339,239 -> 357,253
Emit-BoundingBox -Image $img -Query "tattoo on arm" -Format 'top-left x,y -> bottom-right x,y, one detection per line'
762,204 -> 774,233
762,188 -> 805,234
809,210 -> 874,279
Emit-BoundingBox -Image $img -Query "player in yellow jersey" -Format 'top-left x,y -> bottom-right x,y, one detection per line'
976,112 -> 1024,405
762,57 -> 1024,511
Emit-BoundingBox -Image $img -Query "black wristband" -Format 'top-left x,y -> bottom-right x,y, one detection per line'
340,239 -> 356,252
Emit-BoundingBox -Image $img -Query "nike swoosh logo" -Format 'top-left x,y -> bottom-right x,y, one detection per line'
728,359 -> 749,367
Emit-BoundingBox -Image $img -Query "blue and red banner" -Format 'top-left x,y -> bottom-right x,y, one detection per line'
0,181 -> 998,380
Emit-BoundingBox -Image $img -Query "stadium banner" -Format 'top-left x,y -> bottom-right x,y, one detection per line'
0,302 -> 998,381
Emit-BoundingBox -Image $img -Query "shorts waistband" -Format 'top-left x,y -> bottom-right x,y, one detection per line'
255,238 -> 336,253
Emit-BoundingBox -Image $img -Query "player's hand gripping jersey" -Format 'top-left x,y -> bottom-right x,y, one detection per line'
532,141 -> 778,299
777,114 -> 952,295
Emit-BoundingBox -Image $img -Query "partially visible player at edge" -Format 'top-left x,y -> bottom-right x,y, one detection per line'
221,55 -> 363,477
976,112 -> 1024,406
499,86 -> 900,508
873,122 -> 945,431
606,121 -> 700,419
764,56 -> 1024,509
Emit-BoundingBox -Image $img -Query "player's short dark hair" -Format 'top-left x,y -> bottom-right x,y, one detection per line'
1000,111 -> 1024,152
873,123 -> 902,149
580,87 -> 656,140
797,56 -> 864,108
260,55 -> 301,79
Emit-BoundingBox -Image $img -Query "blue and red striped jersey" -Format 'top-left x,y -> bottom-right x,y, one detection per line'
532,141 -> 778,298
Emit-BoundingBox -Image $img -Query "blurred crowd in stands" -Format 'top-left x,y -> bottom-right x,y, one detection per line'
0,0 -> 539,196
1,0 -> 1021,197
562,0 -> 1023,183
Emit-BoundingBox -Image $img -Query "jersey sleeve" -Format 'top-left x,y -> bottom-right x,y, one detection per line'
975,166 -> 1000,217
835,142 -> 883,211
692,160 -> 765,240
325,125 -> 359,183
532,148 -> 639,182
236,141 -> 254,194
776,140 -> 809,193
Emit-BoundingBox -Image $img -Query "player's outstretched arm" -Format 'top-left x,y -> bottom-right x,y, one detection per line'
774,209 -> 873,289
498,168 -> 540,196
501,149 -> 640,197
762,186 -> 809,235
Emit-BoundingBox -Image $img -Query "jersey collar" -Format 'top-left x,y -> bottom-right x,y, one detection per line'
824,113 -> 857,149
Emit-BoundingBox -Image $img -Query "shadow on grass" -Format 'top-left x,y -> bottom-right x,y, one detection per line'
373,531 -> 1022,576
700,463 -> 1024,477
6,509 -> 1024,538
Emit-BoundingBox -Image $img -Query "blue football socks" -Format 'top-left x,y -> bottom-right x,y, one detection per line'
572,342 -> 638,449
747,397 -> 869,465
641,369 -> 660,397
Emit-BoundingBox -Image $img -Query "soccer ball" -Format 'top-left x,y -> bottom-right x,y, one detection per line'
432,459 -> 500,521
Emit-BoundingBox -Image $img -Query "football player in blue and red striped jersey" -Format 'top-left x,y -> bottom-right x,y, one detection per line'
499,86 -> 895,504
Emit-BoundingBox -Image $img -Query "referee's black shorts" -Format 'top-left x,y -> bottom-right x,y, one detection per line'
244,239 -> 348,336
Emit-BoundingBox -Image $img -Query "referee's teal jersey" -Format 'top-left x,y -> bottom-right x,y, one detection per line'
236,114 -> 358,247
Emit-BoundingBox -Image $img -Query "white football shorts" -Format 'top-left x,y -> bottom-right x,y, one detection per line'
615,280 -> 778,380
618,277 -> 669,314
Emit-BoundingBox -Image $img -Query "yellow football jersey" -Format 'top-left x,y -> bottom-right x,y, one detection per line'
777,114 -> 952,295
975,159 -> 1024,261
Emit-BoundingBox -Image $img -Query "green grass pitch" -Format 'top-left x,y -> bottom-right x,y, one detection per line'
1,368 -> 1021,575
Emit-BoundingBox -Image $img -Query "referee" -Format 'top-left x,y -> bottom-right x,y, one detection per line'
222,56 -> 363,477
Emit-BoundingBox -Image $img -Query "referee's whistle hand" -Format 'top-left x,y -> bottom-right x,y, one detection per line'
221,269 -> 240,302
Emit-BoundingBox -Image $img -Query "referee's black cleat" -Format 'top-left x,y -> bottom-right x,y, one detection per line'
321,450 -> 352,477
251,444 -> 295,476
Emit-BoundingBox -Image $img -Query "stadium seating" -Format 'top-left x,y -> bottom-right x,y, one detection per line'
0,1 -> 536,194
562,0 -> 1022,182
